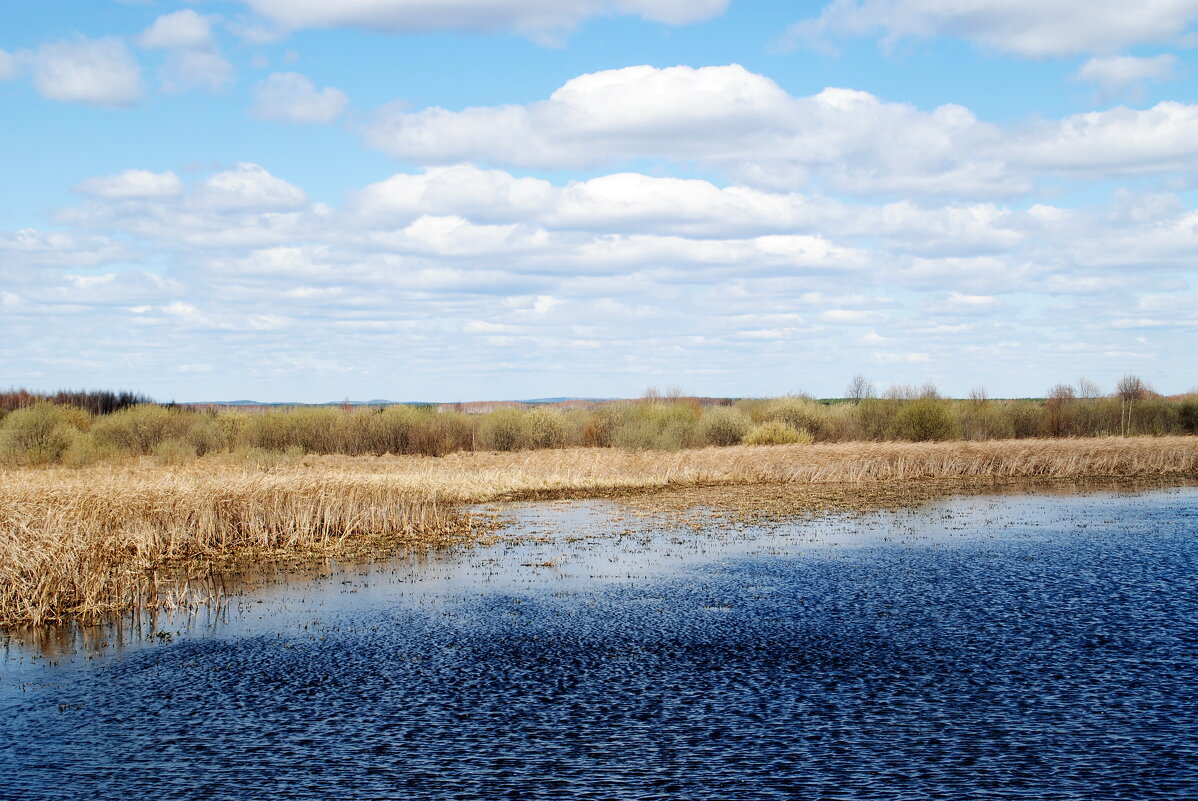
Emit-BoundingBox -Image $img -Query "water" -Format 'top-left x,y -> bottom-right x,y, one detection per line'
2,487 -> 1197,800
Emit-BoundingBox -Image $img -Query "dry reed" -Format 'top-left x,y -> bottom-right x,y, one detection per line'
3,436 -> 1196,625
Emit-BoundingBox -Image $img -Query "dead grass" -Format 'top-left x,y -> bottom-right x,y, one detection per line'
3,436 -> 1196,625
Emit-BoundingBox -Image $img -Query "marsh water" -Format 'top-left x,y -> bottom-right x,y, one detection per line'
2,485 -> 1197,800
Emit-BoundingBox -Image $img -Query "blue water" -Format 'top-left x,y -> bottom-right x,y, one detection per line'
2,488 -> 1197,800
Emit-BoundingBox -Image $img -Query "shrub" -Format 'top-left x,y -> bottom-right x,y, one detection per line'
1179,397 -> 1198,434
757,396 -> 828,440
699,406 -> 751,446
889,398 -> 959,441
526,407 -> 568,449
185,414 -> 227,455
152,437 -> 197,466
743,421 -> 813,446
611,401 -> 700,451
61,433 -> 117,468
409,411 -> 473,456
479,408 -> 527,451
0,403 -> 87,465
92,404 -> 180,454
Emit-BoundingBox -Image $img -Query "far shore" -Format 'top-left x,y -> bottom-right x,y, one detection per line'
3,436 -> 1197,626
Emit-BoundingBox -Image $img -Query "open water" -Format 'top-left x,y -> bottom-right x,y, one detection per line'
2,486 -> 1196,800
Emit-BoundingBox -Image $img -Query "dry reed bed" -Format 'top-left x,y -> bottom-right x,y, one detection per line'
3,436 -> 1196,626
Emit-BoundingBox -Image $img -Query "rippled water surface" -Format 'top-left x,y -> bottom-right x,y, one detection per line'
3,487 -> 1197,800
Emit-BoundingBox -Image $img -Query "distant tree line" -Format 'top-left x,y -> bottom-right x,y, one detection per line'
2,376 -> 1196,467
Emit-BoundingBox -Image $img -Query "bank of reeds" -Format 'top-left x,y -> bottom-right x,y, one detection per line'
3,436 -> 1196,626
0,467 -> 467,626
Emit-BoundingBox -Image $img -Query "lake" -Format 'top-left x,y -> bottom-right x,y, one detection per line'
2,485 -> 1196,800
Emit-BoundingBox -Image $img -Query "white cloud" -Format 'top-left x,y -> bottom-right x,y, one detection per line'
252,72 -> 349,123
1074,54 -> 1179,99
29,38 -> 143,107
27,160 -> 1196,399
364,65 -> 1016,197
193,163 -> 308,210
137,10 -> 217,50
1010,101 -> 1198,176
362,64 -> 1198,197
237,0 -> 728,42
137,10 -> 234,92
789,0 -> 1198,57
0,48 -> 15,81
75,169 -> 183,199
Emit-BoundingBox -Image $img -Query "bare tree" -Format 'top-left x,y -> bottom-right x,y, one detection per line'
968,387 -> 989,406
1045,384 -> 1076,437
920,381 -> 941,399
1116,374 -> 1149,436
845,374 -> 875,404
1076,377 -> 1101,400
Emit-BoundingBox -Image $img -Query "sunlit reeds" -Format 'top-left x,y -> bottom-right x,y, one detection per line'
3,436 -> 1196,626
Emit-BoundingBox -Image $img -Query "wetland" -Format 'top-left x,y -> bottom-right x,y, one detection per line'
3,482 -> 1196,800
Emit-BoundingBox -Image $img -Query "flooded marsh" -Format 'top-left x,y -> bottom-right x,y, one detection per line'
2,484 -> 1197,799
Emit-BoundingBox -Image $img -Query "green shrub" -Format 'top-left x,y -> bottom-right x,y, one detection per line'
1179,397 -> 1198,434
92,404 -> 180,454
479,408 -> 527,451
743,421 -> 813,445
409,411 -> 473,456
889,398 -> 959,441
611,401 -> 700,451
0,403 -> 87,465
758,396 -> 828,440
61,433 -> 117,468
526,407 -> 568,449
699,406 -> 751,446
185,414 -> 227,455
152,437 -> 197,466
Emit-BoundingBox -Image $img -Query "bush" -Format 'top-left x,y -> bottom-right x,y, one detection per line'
0,403 -> 87,465
60,433 -> 116,468
526,407 -> 568,449
1179,397 -> 1198,434
479,408 -> 527,451
758,396 -> 828,440
92,404 -> 180,454
152,437 -> 197,466
743,421 -> 813,446
889,398 -> 959,441
409,411 -> 473,456
185,414 -> 227,455
611,401 -> 700,451
699,406 -> 751,446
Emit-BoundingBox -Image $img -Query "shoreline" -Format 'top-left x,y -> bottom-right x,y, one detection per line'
3,436 -> 1197,626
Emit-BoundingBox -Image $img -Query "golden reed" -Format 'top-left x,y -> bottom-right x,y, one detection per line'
3,436 -> 1196,625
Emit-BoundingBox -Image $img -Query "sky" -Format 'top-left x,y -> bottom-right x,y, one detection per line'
2,1 -> 1197,402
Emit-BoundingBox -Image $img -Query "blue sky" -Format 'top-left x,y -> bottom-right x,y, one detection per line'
2,1 -> 1197,402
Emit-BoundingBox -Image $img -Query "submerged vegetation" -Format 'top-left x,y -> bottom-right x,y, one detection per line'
2,377 -> 1197,467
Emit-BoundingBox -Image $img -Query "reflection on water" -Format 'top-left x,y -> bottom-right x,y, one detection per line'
2,485 -> 1197,800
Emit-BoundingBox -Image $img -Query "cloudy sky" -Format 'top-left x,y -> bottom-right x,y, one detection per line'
2,2 -> 1197,402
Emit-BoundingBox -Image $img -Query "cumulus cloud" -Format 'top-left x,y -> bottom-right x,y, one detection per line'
787,0 -> 1198,58
19,160 -> 1194,398
137,10 -> 217,50
362,64 -> 1198,197
0,48 -> 15,81
74,169 -> 183,199
28,37 -> 143,107
1074,54 -> 1179,99
364,65 -> 1021,197
252,72 -> 349,123
236,0 -> 729,43
137,10 -> 234,92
